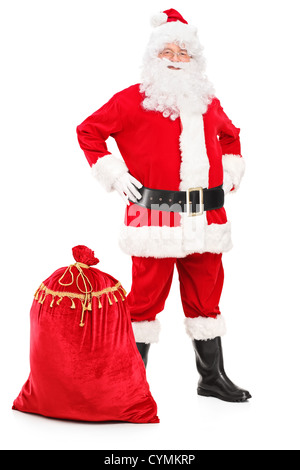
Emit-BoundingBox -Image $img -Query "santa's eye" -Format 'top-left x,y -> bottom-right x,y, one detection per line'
162,50 -> 174,57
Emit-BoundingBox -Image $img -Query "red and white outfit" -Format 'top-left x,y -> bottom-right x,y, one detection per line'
77,10 -> 245,344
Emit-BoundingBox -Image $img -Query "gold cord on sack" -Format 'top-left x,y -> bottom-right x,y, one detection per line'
34,262 -> 127,328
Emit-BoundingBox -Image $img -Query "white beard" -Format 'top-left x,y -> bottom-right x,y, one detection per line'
140,57 -> 215,120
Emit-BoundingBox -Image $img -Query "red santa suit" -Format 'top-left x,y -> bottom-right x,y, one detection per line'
76,13 -> 245,344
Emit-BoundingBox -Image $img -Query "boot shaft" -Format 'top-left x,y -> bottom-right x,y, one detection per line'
136,342 -> 151,368
192,336 -> 251,402
193,337 -> 225,378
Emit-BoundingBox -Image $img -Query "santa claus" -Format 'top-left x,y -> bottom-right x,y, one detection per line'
77,9 -> 251,402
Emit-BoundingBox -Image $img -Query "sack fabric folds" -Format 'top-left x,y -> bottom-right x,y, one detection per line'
13,246 -> 159,423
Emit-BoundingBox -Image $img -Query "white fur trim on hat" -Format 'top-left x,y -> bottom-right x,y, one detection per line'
131,320 -> 161,344
91,154 -> 128,192
185,316 -> 226,341
151,12 -> 168,27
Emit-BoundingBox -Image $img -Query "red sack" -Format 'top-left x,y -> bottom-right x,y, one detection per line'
13,246 -> 159,423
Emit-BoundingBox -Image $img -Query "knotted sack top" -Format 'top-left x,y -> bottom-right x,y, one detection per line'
34,245 -> 127,327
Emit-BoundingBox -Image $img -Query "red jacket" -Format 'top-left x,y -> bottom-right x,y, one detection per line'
77,84 -> 245,258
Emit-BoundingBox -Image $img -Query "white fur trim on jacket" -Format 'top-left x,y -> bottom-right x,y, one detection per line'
179,111 -> 209,190
119,222 -> 232,258
91,154 -> 128,192
222,154 -> 245,192
131,320 -> 161,344
119,225 -> 185,258
185,315 -> 226,341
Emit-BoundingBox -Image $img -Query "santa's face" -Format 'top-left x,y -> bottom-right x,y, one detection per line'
158,43 -> 191,70
140,37 -> 214,119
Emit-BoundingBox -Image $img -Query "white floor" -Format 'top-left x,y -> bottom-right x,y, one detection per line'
2,289 -> 300,451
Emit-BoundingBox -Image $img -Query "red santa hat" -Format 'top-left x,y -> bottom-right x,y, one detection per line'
146,8 -> 202,58
151,8 -> 189,26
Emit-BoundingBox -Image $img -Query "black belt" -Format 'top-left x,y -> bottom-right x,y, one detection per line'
130,185 -> 224,216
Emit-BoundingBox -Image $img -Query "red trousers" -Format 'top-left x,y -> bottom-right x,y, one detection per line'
127,253 -> 224,323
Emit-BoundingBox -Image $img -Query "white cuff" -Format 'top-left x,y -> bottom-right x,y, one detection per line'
131,320 -> 161,344
185,316 -> 226,341
91,154 -> 128,192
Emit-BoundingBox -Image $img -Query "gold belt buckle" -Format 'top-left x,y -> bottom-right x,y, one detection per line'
186,187 -> 204,217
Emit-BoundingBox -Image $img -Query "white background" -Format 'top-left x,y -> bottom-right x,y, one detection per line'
1,0 -> 300,450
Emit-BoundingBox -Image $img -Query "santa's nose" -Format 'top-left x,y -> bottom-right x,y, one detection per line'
171,54 -> 180,62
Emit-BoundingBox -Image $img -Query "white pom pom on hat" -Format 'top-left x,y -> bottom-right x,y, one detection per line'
151,12 -> 168,27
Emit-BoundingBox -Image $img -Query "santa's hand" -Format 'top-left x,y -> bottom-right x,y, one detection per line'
112,172 -> 143,205
223,171 -> 234,194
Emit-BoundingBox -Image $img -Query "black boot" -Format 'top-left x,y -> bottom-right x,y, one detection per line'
136,342 -> 151,368
193,337 -> 251,403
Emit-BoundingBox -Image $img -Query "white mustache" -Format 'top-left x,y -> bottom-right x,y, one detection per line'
161,58 -> 190,70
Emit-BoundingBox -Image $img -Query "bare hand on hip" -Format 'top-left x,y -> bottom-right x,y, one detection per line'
113,173 -> 143,205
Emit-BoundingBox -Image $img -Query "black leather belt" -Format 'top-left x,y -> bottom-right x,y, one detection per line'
130,185 -> 224,216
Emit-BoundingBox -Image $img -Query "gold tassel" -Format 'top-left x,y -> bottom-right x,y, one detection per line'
98,297 -> 102,309
107,294 -> 113,306
50,296 -> 55,308
79,302 -> 86,327
70,298 -> 76,309
120,286 -> 127,297
87,301 -> 92,311
38,292 -> 45,304
57,297 -> 63,305
118,289 -> 125,301
40,293 -> 47,304
34,287 -> 41,300
112,293 -> 118,303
